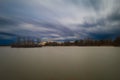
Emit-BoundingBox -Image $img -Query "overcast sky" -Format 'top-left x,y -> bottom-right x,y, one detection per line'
0,0 -> 120,44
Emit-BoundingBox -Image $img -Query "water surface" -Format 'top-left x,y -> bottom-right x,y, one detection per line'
0,47 -> 120,80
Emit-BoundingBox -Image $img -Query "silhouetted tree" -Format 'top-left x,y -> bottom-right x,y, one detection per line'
114,36 -> 120,46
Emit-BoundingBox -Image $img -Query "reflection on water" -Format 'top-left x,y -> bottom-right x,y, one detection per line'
0,47 -> 120,80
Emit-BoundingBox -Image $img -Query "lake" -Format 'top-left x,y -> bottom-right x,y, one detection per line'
0,47 -> 120,80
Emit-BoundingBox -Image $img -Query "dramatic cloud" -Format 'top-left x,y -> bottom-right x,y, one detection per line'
0,0 -> 120,44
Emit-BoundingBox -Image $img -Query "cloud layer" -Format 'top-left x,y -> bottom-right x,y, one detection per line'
0,0 -> 120,43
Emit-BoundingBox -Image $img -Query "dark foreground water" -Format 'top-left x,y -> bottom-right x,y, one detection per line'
0,47 -> 120,80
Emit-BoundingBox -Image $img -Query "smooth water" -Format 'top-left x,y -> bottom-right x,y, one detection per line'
0,47 -> 120,80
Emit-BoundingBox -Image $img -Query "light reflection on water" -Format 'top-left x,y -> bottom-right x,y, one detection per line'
0,47 -> 120,80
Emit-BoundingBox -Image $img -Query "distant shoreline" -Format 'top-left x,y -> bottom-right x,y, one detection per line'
0,45 -> 120,48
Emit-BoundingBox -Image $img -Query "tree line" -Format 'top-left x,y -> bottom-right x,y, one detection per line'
44,36 -> 120,46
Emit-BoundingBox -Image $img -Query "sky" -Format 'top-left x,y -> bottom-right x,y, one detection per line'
0,0 -> 120,45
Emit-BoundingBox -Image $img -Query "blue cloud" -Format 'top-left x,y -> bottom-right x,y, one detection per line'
0,0 -> 120,45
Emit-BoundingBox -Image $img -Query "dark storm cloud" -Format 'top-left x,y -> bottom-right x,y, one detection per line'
78,20 -> 105,28
0,32 -> 16,45
0,0 -> 120,44
108,11 -> 120,22
0,32 -> 16,37
0,17 -> 17,26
